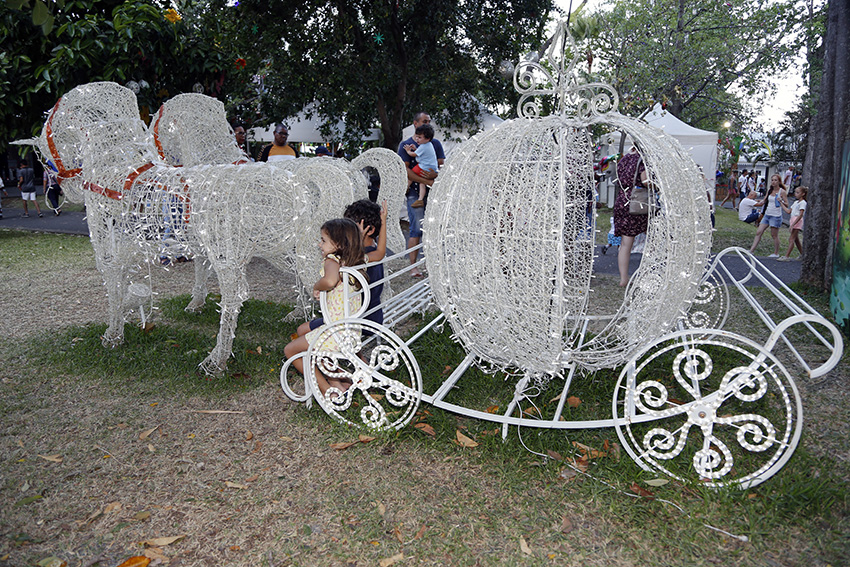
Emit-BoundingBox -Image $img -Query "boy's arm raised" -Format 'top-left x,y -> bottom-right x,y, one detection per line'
365,200 -> 388,263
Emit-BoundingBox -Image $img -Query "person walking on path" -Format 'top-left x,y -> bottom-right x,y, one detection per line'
749,174 -> 788,257
779,185 -> 807,261
44,168 -> 62,215
613,147 -> 649,286
18,160 -> 42,218
719,170 -> 738,210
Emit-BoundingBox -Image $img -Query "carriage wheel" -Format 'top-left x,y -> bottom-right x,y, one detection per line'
612,330 -> 802,489
305,319 -> 422,431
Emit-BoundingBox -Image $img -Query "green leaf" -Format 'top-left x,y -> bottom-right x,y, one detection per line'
32,0 -> 48,26
41,14 -> 53,35
6,0 -> 27,11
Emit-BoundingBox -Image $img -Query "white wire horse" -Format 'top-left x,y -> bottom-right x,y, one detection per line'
32,82 -> 406,373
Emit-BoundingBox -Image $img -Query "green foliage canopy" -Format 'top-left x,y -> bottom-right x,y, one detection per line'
229,0 -> 555,150
588,0 -> 797,130
1,0 -> 231,147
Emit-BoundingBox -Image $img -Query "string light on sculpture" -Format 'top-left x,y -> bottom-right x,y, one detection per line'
424,20 -> 712,378
31,81 -> 408,374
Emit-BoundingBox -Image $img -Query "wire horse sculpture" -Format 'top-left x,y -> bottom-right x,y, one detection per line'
30,82 -> 407,374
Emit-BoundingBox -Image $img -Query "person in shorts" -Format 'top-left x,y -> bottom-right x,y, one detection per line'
18,160 -> 43,218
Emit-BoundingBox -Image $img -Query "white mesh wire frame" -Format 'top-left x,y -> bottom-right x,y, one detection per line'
33,82 -> 409,371
149,93 -> 248,167
424,109 -> 711,376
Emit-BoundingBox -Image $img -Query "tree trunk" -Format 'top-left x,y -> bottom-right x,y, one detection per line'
800,0 -> 850,291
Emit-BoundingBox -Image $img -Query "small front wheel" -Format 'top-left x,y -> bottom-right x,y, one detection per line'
306,319 -> 423,431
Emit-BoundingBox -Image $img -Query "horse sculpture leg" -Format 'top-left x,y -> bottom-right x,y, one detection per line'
85,198 -> 133,347
198,261 -> 250,374
185,255 -> 213,313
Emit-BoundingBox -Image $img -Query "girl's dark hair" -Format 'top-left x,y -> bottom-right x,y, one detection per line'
321,218 -> 366,287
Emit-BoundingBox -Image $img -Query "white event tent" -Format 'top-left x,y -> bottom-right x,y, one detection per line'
249,103 -> 380,144
644,103 -> 719,183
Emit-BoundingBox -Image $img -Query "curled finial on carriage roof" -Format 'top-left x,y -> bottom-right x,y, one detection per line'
513,20 -> 619,120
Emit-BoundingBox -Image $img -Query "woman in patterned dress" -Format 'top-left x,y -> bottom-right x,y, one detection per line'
613,148 -> 649,286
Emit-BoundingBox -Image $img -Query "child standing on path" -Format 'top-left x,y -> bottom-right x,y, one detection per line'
404,123 -> 438,208
284,218 -> 368,396
779,186 -> 807,261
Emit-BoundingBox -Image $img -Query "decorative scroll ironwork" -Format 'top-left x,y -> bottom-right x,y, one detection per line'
513,20 -> 619,120
614,332 -> 801,489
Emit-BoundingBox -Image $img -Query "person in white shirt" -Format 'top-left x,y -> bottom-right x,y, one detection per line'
738,191 -> 760,223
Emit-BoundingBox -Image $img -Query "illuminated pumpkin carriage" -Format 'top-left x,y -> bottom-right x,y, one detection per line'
282,22 -> 843,488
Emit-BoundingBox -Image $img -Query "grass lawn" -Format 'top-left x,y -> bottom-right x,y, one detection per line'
0,214 -> 847,566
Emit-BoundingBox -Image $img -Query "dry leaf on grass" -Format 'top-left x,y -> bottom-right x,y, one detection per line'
139,425 -> 159,440
186,410 -> 245,414
629,482 -> 655,499
104,502 -> 122,514
376,502 -> 386,517
245,430 -> 254,441
559,468 -> 578,482
566,396 -> 581,408
645,478 -> 669,487
486,405 -> 500,413
330,441 -> 357,451
38,454 -> 62,463
134,511 -> 151,521
520,536 -> 532,555
225,481 -> 248,490
560,516 -> 575,533
379,553 -> 404,566
245,474 -> 260,483
358,434 -> 376,443
143,547 -> 169,562
140,535 -> 185,547
36,557 -> 67,567
116,556 -> 151,567
393,525 -> 403,544
414,524 -> 427,540
455,430 -> 478,448
572,441 -> 606,459
414,423 -> 436,436
547,449 -> 564,462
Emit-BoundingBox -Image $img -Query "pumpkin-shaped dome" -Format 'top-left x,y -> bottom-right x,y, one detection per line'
423,23 -> 711,376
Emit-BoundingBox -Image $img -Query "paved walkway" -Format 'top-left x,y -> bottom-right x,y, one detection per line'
1,190 -> 800,286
